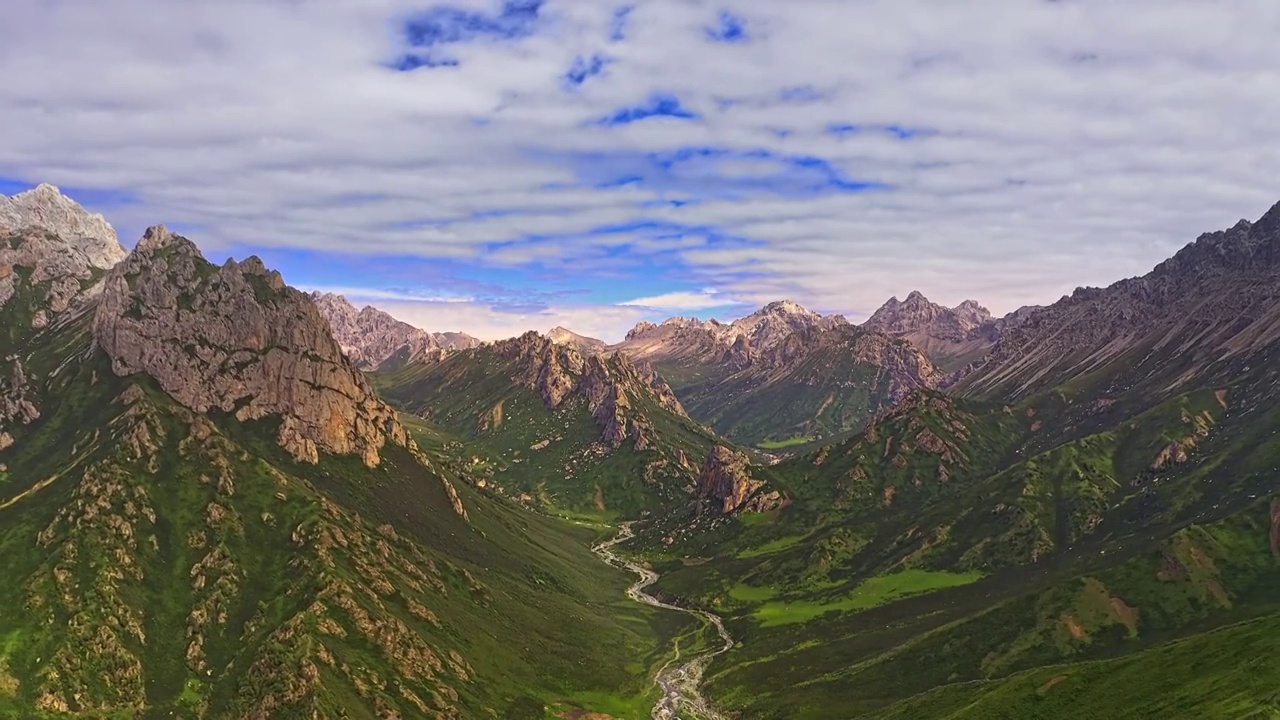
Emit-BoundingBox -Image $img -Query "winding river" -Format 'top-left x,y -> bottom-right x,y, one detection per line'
592,524 -> 734,720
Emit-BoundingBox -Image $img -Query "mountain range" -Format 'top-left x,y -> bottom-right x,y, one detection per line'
3,182 -> 1279,719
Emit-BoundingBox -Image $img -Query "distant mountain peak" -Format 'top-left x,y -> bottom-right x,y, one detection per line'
309,291 -> 480,370
758,299 -> 814,316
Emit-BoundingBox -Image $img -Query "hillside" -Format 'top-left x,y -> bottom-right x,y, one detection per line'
0,201 -> 696,718
612,302 -> 941,448
629,201 -> 1280,718
375,332 -> 725,518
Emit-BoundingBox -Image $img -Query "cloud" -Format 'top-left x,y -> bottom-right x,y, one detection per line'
2,0 -> 1280,343
618,288 -> 743,310
372,297 -> 656,343
297,284 -> 474,304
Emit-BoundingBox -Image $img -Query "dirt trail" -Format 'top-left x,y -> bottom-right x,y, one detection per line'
593,523 -> 733,720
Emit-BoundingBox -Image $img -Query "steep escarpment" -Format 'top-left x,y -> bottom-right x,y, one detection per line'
93,226 -> 408,467
677,324 -> 943,447
498,330 -> 689,446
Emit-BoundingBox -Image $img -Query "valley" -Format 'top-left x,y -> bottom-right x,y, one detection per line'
2,183 -> 1279,719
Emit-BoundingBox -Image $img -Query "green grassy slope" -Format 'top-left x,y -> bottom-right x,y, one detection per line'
655,327 -> 939,449
375,340 -> 723,518
0,310 -> 692,718
630,346 -> 1280,717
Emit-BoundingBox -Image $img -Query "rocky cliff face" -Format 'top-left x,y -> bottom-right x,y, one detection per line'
695,445 -> 785,514
961,200 -> 1280,400
497,331 -> 687,447
310,292 -> 478,370
94,226 -> 409,467
0,184 -> 128,325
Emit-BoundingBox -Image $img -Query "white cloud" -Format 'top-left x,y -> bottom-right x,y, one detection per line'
2,0 -> 1280,340
296,284 -> 474,304
618,288 -> 742,310
373,298 -> 655,344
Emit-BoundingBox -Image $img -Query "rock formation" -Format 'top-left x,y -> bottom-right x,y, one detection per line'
0,183 -> 128,319
94,225 -> 409,467
695,445 -> 786,514
496,331 -> 687,447
310,292 -> 479,370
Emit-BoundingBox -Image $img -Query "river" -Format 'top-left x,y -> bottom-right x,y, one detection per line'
592,523 -> 734,720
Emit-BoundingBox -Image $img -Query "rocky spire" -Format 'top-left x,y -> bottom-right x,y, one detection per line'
94,225 -> 410,467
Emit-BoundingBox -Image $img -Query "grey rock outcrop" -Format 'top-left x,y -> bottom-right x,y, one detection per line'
94,225 -> 409,467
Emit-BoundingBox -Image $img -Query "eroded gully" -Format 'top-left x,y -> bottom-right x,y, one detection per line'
592,523 -> 733,720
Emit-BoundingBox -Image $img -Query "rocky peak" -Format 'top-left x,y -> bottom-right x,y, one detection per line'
493,331 -> 686,447
548,326 -> 607,354
0,183 -> 126,268
0,184 -> 129,322
723,299 -> 847,352
864,291 -> 993,342
94,226 -> 409,467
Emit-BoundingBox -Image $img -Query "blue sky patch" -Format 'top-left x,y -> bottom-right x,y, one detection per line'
391,0 -> 543,69
597,93 -> 700,125
706,11 -> 748,43
553,146 -> 890,199
564,53 -> 612,87
610,5 -> 634,41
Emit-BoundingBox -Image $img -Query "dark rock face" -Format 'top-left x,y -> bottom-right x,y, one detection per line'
93,226 -> 409,467
695,445 -> 786,515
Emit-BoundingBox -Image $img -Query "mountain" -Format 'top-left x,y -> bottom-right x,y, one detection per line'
0,183 -> 128,334
633,201 -> 1280,718
310,291 -> 479,370
0,203 -> 702,718
376,331 -> 724,517
862,291 -> 1006,371
612,302 -> 940,447
958,203 -> 1280,405
548,325 -> 607,354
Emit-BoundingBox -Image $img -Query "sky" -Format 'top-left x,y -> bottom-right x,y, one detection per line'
2,0 -> 1280,342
